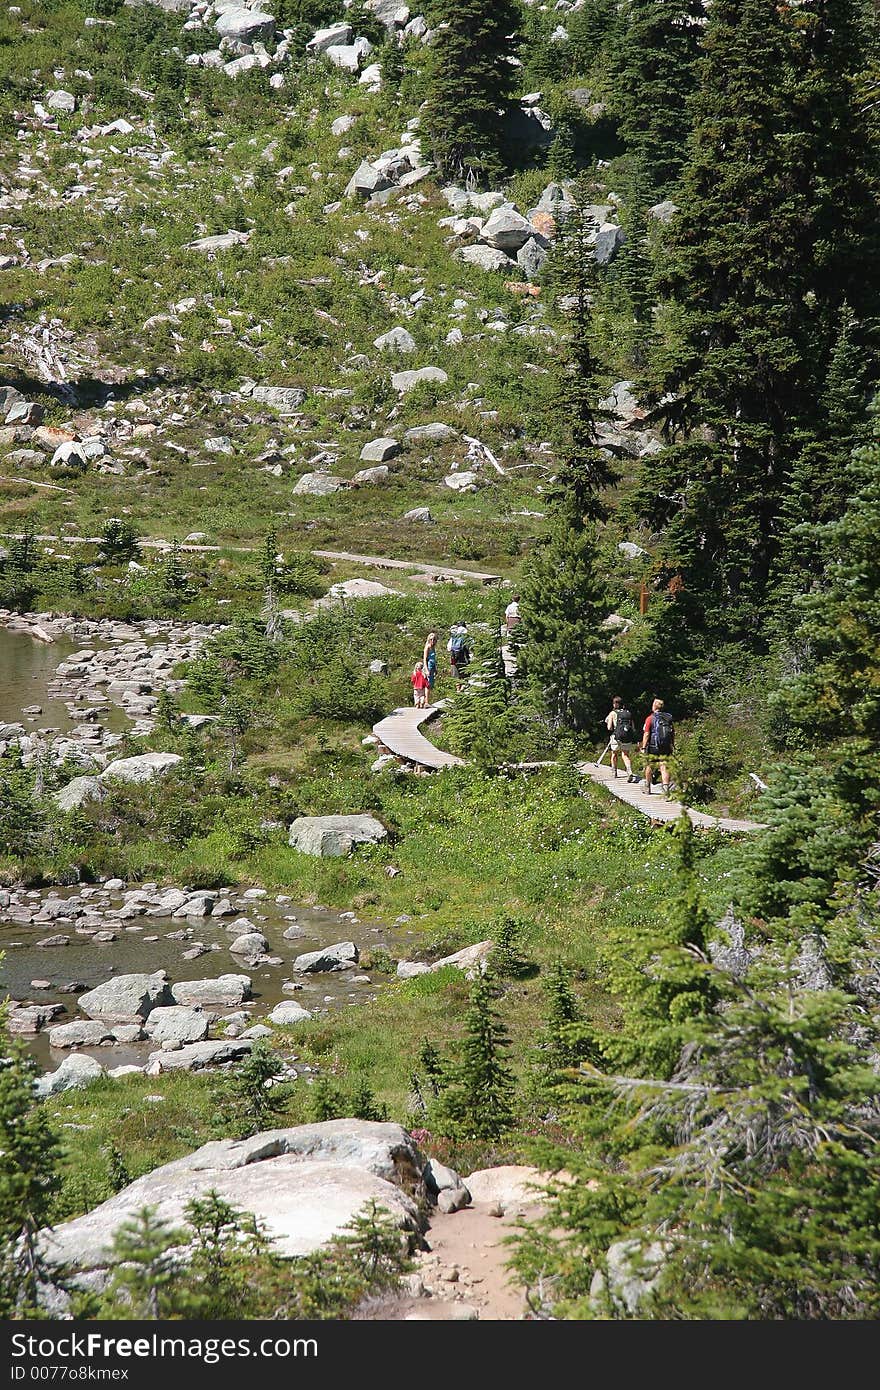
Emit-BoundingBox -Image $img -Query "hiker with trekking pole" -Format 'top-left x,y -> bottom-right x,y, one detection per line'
602,696 -> 639,781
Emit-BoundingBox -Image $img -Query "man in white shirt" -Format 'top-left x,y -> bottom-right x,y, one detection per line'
504,594 -> 521,636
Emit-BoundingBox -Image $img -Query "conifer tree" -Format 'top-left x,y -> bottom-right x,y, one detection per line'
771,410 -> 880,820
518,512 -> 610,732
642,0 -> 880,636
421,0 -> 520,183
0,1042 -> 63,1317
434,974 -> 516,1141
613,0 -> 706,199
101,1207 -> 184,1319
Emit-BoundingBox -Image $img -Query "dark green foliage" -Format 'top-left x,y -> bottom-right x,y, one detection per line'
0,1041 -> 63,1317
421,0 -> 520,182
433,974 -> 516,1140
217,1039 -> 292,1136
99,1207 -> 184,1320
489,914 -> 537,980
519,513 -> 610,732
613,0 -> 706,198
642,0 -> 880,637
773,413 -> 880,764
98,517 -> 140,565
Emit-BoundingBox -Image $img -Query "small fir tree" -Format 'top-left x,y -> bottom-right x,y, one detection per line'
433,974 -> 516,1141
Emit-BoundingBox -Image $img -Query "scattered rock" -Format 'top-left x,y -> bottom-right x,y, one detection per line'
35,1053 -> 104,1097
292,941 -> 359,973
268,1000 -> 313,1026
78,972 -> 171,1025
288,814 -> 387,857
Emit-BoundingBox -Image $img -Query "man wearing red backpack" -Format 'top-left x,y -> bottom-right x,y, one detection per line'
640,698 -> 675,796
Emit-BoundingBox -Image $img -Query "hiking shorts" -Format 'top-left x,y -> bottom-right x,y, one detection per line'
610,737 -> 636,753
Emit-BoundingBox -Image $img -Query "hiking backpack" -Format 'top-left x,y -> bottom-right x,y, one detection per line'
450,633 -> 469,661
615,708 -> 636,743
648,710 -> 674,754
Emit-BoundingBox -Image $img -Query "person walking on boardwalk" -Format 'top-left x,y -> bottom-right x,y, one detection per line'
504,593 -> 521,637
447,622 -> 471,691
640,698 -> 675,796
604,696 -> 638,781
423,631 -> 438,698
411,659 -> 430,709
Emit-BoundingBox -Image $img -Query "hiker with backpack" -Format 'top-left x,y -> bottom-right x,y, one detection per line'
640,698 -> 675,796
447,622 -> 471,690
604,696 -> 638,781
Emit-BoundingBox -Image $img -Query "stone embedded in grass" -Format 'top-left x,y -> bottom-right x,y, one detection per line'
374,326 -> 416,353
359,437 -> 400,463
269,1000 -> 313,1026
100,752 -> 183,785
35,1053 -> 104,1097
292,472 -> 346,496
391,366 -> 448,393
288,814 -> 387,857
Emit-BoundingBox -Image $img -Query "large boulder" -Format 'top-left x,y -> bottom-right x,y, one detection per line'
374,327 -> 416,354
457,245 -> 512,273
306,22 -> 352,52
404,422 -> 458,445
213,7 -> 275,43
288,814 -> 387,857
344,159 -> 394,200
480,204 -> 534,252
391,366 -> 448,394
229,931 -> 269,963
78,972 -> 171,1024
359,437 -> 400,463
170,975 -> 252,1008
100,753 -> 182,785
292,472 -> 346,496
35,1053 -> 104,1098
40,1120 -> 424,1279
144,1006 -> 209,1045
292,941 -> 359,973
463,1165 -> 551,1214
269,1000 -> 313,1026
146,1039 -> 253,1073
53,776 -> 105,812
48,1020 -> 115,1049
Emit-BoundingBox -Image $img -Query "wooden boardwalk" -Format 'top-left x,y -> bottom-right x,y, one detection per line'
576,761 -> 764,833
372,704 -> 465,770
372,706 -> 763,833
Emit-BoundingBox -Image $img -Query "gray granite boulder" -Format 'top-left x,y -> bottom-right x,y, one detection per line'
39,1121 -> 424,1280
288,814 -> 387,857
144,1006 -> 209,1045
100,753 -> 182,785
78,972 -> 171,1024
35,1053 -> 104,1097
170,975 -> 252,1008
292,941 -> 359,973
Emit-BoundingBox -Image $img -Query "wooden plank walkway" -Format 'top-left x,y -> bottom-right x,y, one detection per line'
372,704 -> 465,770
314,549 -> 498,585
371,706 -> 763,833
576,761 -> 764,833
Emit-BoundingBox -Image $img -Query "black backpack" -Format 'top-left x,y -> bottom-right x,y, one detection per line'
648,710 -> 674,754
614,708 -> 636,743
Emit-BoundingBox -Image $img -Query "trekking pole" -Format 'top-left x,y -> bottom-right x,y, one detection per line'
596,740 -> 613,767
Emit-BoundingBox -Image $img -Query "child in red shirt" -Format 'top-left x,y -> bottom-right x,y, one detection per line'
411,660 -> 430,709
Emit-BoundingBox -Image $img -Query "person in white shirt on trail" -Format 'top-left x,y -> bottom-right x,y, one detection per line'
504,594 -> 521,636
604,696 -> 638,781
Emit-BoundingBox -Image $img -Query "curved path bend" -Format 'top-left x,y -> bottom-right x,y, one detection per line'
372,706 -> 762,833
372,703 -> 464,770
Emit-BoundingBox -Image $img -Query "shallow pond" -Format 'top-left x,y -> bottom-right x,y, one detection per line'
0,625 -> 78,733
2,888 -> 416,1071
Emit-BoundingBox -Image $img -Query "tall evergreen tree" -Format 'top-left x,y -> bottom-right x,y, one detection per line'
0,1042 -> 63,1316
613,0 -> 707,199
421,0 -> 520,183
642,0 -> 880,637
772,408 -> 880,821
